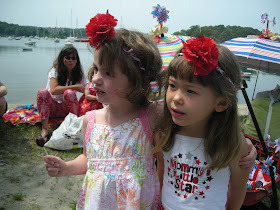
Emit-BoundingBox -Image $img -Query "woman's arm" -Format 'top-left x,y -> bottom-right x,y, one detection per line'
226,137 -> 250,210
43,115 -> 88,176
49,78 -> 85,95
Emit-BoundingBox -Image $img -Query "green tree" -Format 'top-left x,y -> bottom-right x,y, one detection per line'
173,25 -> 262,42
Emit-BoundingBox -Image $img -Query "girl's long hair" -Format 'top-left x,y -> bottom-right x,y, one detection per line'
52,46 -> 84,85
155,45 -> 242,170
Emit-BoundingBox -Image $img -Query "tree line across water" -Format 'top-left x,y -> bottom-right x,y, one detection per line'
1,21 -> 279,42
0,21 -> 87,38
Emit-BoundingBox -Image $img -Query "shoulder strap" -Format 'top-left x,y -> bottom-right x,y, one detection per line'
139,103 -> 153,144
84,110 -> 95,145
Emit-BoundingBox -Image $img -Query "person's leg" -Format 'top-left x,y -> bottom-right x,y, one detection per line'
37,88 -> 53,137
62,89 -> 79,116
0,96 -> 7,117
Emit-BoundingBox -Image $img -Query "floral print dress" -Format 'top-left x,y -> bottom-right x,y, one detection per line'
76,105 -> 160,209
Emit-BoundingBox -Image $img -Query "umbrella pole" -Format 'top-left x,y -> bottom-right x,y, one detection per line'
251,68 -> 260,101
241,80 -> 279,210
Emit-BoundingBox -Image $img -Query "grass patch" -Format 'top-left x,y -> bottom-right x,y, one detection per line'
69,200 -> 77,210
0,119 -> 82,165
12,193 -> 24,201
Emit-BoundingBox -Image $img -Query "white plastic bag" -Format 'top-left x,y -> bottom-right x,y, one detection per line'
44,113 -> 84,150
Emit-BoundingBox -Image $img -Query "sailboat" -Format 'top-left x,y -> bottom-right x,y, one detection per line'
74,18 -> 87,42
54,18 -> 60,43
65,10 -> 75,43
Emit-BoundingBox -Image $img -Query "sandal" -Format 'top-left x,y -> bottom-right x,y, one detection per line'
36,132 -> 52,147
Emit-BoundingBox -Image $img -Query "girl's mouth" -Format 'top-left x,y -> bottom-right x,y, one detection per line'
171,108 -> 185,117
94,87 -> 105,94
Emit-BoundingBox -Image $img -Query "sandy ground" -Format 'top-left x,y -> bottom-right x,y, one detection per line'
0,153 -> 84,210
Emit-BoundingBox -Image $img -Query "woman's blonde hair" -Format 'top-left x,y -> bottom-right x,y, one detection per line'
93,28 -> 162,106
156,44 -> 242,170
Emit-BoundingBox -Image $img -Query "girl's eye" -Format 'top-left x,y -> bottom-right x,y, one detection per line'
169,83 -> 176,89
105,72 -> 111,76
187,89 -> 196,94
93,66 -> 98,73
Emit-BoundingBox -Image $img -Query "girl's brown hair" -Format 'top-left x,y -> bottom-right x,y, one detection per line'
156,44 -> 242,170
94,28 -> 162,106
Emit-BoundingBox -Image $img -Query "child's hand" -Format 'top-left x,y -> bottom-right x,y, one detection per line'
43,155 -> 67,177
75,84 -> 85,93
239,138 -> 257,169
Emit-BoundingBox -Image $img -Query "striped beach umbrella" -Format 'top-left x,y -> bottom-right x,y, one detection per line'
157,34 -> 191,70
222,37 -> 280,74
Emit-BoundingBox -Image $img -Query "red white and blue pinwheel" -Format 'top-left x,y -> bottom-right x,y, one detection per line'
261,13 -> 268,24
151,4 -> 169,24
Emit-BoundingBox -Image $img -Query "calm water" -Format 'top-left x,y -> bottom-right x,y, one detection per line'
0,37 -> 280,105
0,37 -> 94,104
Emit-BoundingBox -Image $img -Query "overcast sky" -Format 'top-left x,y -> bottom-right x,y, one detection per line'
1,0 -> 280,34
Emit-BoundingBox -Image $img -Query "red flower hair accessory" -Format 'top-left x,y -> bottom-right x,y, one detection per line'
182,36 -> 219,76
85,13 -> 118,49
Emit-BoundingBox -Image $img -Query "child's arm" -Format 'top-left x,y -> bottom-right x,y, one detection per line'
239,137 -> 257,169
226,137 -> 250,210
43,116 -> 89,177
85,83 -> 98,101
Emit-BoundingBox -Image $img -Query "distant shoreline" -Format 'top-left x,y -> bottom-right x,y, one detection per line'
7,104 -> 249,116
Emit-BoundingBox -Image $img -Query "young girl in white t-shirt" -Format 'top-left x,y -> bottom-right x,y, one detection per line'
155,36 -> 251,209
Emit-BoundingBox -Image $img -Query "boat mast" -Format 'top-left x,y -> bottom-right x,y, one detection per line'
70,10 -> 72,37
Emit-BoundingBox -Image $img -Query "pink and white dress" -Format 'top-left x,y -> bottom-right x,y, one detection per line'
76,104 -> 160,209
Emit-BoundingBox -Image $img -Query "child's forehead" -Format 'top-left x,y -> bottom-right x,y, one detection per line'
170,75 -> 208,88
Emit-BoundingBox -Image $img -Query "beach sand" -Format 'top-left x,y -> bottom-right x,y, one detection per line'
0,159 -> 84,210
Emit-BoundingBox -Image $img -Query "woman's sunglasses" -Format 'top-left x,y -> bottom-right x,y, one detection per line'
64,55 -> 77,60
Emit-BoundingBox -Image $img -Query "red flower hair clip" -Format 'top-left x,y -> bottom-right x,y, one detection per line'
85,12 -> 118,49
182,36 -> 219,76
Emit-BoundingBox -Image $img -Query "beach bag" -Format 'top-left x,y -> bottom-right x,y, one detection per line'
44,113 -> 84,150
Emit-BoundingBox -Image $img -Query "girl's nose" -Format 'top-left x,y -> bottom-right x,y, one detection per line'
92,71 -> 101,84
173,90 -> 184,105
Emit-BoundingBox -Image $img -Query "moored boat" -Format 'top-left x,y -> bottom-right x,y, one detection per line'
22,47 -> 33,51
54,38 -> 60,43
25,41 -> 36,46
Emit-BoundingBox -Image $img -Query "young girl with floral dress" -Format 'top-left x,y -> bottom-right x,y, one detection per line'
43,12 -> 163,209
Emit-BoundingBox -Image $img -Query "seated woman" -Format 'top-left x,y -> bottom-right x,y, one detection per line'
0,81 -> 8,117
36,46 -> 86,146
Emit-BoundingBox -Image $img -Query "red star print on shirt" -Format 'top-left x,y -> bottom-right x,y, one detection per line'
199,191 -> 205,196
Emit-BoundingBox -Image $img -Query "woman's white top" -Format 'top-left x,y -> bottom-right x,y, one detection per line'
46,67 -> 86,103
161,135 -> 230,210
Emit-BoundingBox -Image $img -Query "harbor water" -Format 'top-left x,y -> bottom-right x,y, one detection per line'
0,37 -> 280,105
